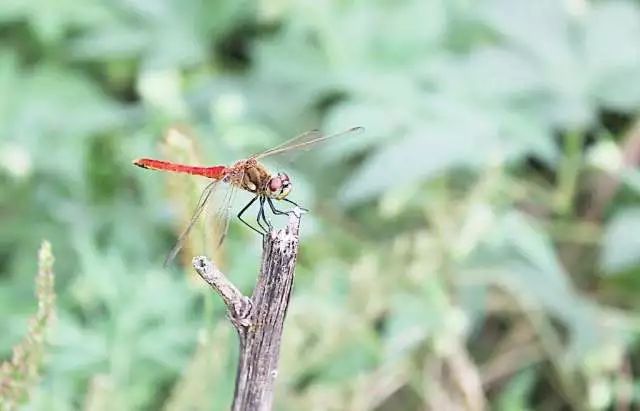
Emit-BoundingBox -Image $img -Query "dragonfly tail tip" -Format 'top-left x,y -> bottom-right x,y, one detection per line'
132,158 -> 146,168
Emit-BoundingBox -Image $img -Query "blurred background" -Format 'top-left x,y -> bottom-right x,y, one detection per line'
2,0 -> 640,410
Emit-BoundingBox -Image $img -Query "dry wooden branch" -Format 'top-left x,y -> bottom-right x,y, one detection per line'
192,209 -> 302,411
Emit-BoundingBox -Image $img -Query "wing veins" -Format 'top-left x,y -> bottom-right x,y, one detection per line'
164,180 -> 219,267
253,126 -> 363,160
212,175 -> 240,248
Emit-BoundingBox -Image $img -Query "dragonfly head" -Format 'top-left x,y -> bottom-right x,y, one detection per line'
266,172 -> 291,200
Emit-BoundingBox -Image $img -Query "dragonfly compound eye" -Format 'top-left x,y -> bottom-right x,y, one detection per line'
267,174 -> 292,199
268,177 -> 282,192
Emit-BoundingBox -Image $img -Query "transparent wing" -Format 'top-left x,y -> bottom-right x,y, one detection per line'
163,171 -> 245,267
252,126 -> 364,160
211,179 -> 239,248
164,180 -> 220,266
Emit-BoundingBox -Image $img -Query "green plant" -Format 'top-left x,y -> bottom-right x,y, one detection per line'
0,241 -> 56,410
2,0 -> 640,409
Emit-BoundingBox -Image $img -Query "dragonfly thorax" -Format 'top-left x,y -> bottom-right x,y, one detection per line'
236,161 -> 291,199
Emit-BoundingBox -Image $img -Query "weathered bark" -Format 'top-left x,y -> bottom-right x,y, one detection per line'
192,210 -> 302,411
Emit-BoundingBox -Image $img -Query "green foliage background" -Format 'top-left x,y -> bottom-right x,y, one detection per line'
2,0 -> 640,409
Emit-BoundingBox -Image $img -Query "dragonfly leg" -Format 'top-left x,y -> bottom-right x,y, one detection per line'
258,196 -> 272,232
268,197 -> 308,215
267,197 -> 289,216
237,195 -> 265,235
283,198 -> 309,212
256,197 -> 266,232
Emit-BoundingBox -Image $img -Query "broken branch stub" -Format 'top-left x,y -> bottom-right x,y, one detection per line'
192,209 -> 302,411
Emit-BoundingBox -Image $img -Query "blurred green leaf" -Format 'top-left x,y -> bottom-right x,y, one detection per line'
496,370 -> 535,411
601,207 -> 640,273
585,1 -> 640,110
468,211 -> 611,364
477,0 -> 640,128
0,0 -> 111,43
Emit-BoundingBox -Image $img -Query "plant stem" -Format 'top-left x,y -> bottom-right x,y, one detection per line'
555,131 -> 585,216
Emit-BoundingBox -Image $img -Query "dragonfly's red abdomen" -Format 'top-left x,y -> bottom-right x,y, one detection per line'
133,158 -> 227,179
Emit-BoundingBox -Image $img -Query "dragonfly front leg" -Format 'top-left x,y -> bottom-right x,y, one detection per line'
237,195 -> 265,235
267,197 -> 288,216
283,198 -> 309,212
267,197 -> 308,216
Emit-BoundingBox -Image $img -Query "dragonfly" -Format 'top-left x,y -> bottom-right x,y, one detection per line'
134,125 -> 363,265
